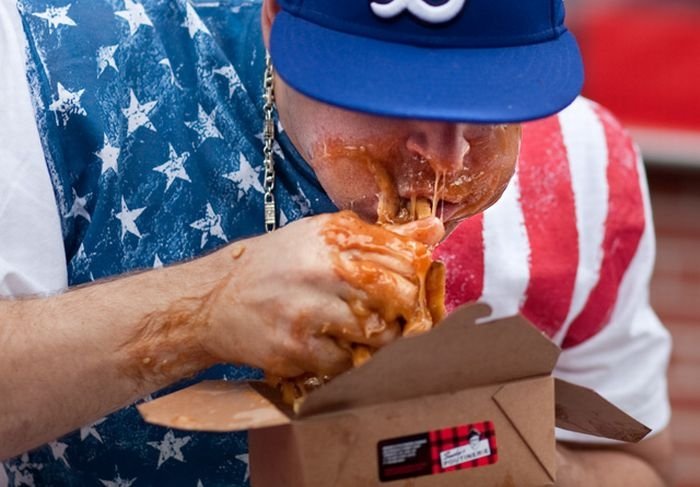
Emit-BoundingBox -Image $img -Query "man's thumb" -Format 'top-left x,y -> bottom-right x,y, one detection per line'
385,217 -> 445,246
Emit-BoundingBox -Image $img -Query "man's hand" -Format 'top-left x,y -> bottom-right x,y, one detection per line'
555,428 -> 674,486
198,211 -> 445,378
0,210 -> 443,459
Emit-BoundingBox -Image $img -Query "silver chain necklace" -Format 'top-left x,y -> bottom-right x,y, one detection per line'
262,51 -> 277,232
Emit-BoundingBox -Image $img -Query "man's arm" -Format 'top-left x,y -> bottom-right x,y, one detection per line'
551,100 -> 674,486
0,212 -> 443,460
0,251 -> 228,460
556,428 -> 674,486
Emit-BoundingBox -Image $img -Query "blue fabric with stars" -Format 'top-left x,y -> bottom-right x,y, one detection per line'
5,0 -> 337,485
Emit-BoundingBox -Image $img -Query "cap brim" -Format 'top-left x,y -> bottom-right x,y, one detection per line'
270,11 -> 584,123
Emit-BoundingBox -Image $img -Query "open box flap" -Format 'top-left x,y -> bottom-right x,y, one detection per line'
298,303 -> 560,417
493,379 -> 557,482
137,381 -> 291,432
554,379 -> 651,442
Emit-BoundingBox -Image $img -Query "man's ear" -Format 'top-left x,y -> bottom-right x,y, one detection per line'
261,0 -> 281,49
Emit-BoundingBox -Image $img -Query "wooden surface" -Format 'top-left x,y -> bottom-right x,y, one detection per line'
647,166 -> 700,487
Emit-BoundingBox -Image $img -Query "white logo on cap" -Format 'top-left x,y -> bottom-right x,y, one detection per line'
371,0 -> 466,24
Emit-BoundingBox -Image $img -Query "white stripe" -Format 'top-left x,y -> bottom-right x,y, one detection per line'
552,98 -> 610,345
480,167 -> 530,321
555,149 -> 671,442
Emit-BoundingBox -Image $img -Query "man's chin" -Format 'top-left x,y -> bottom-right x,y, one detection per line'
341,200 -> 466,228
337,199 -> 474,241
336,201 -> 379,224
443,219 -> 465,240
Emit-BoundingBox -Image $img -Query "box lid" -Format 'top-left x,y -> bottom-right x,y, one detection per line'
137,303 -> 650,443
553,378 -> 650,443
296,303 -> 559,417
138,381 -> 292,432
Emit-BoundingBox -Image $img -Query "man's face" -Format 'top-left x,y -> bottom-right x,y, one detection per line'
469,434 -> 480,450
275,75 -> 521,229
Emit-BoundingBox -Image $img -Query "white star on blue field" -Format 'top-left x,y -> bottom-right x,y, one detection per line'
9,1 -> 338,485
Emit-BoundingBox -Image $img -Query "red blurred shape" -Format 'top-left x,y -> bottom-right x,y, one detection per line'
574,6 -> 700,132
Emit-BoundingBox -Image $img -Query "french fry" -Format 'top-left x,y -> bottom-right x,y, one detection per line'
352,345 -> 373,368
415,197 -> 432,220
426,261 -> 447,324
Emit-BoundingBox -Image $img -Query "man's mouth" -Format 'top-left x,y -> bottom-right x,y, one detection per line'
312,137 -> 494,228
390,196 -> 469,226
434,200 -> 469,223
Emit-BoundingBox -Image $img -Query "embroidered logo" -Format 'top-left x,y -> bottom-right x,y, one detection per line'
370,0 -> 467,24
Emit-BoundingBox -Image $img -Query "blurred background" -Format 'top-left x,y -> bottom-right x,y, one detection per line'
568,1 -> 700,485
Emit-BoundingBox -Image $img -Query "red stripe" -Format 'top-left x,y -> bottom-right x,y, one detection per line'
429,430 -> 441,474
435,213 -> 485,312
518,116 -> 579,338
563,105 -> 646,348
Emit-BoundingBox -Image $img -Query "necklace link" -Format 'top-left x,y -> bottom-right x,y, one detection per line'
263,51 -> 277,232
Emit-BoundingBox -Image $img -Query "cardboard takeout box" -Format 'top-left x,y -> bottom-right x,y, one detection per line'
138,303 -> 650,486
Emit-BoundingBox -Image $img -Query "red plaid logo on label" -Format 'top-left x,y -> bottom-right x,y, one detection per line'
429,421 -> 498,473
377,421 -> 498,482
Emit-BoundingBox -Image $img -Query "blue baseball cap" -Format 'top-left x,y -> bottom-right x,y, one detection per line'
269,0 -> 584,123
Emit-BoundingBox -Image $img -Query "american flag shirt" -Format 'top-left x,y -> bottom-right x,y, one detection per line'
436,97 -> 671,446
4,0 -> 336,485
1,0 -> 670,485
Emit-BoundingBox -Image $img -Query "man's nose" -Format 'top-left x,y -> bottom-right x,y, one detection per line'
404,122 -> 470,173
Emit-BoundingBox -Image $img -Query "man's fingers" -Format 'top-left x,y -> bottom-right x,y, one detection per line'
320,312 -> 402,348
264,361 -> 306,378
362,315 -> 402,346
338,259 -> 419,320
345,248 -> 415,277
302,336 -> 353,377
385,216 -> 445,246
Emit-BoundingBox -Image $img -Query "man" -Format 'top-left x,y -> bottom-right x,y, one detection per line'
0,0 -> 672,485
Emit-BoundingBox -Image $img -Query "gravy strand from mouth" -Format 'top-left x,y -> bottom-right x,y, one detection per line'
431,170 -> 440,218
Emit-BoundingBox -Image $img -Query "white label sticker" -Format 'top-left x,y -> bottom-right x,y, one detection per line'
439,439 -> 491,469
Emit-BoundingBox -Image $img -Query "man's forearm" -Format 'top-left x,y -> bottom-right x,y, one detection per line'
0,251 -> 231,460
556,436 -> 673,487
